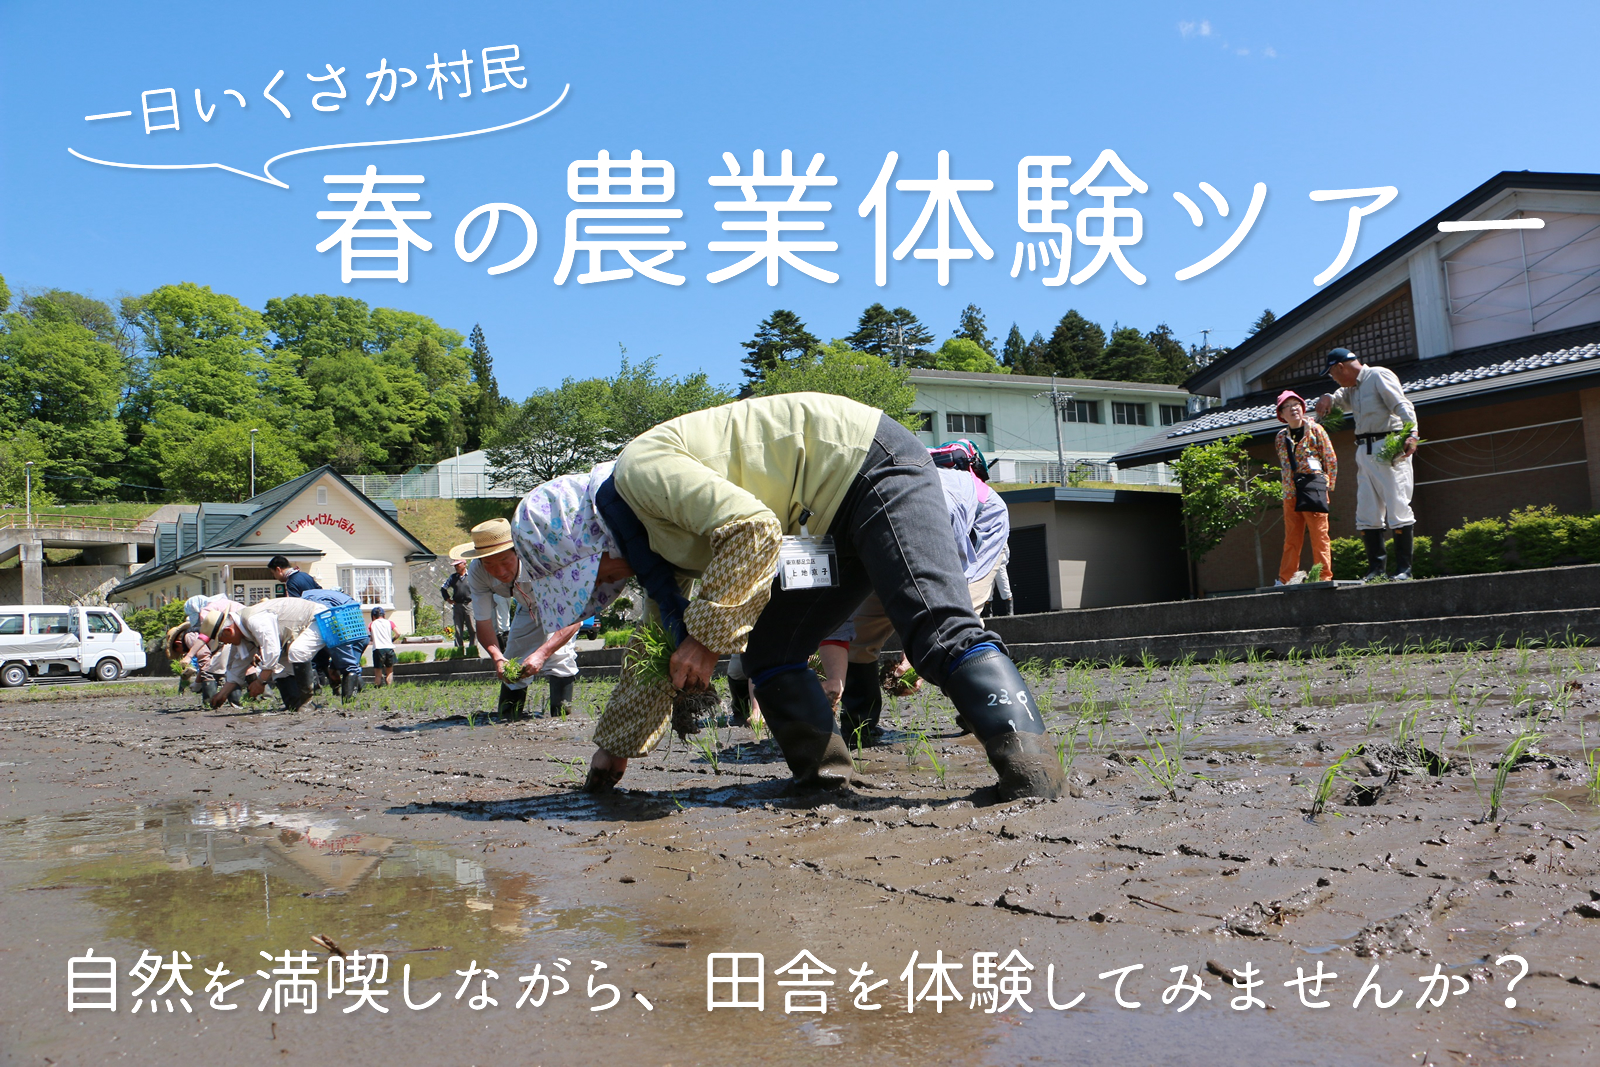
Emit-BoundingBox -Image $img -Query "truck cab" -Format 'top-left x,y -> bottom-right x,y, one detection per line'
0,605 -> 148,686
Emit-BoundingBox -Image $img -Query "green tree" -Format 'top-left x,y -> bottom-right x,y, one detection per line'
754,340 -> 918,426
0,274 -> 10,313
954,303 -> 995,355
0,429 -> 54,508
848,304 -> 934,365
302,350 -> 430,468
740,309 -> 819,384
606,350 -> 734,442
1001,323 -> 1027,370
0,293 -> 128,497
1045,310 -> 1105,378
933,337 -> 1005,373
1098,325 -> 1162,383
262,293 -> 376,369
1171,434 -> 1282,587
1246,308 -> 1277,337
485,378 -> 613,491
463,323 -> 504,450
122,283 -> 267,424
1146,323 -> 1194,384
157,420 -> 305,502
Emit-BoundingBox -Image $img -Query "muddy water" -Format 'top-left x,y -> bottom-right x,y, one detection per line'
3,648 -> 1600,1065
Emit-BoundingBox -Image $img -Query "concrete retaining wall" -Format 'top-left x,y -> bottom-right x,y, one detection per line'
989,564 -> 1600,663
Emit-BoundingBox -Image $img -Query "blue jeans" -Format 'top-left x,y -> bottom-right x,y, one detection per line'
739,414 -> 1002,688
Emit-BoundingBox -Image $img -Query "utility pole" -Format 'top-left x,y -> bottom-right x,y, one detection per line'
24,461 -> 33,526
1034,377 -> 1074,486
249,429 -> 259,498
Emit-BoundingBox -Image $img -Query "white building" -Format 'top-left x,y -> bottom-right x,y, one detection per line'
907,368 -> 1196,484
113,466 -> 437,632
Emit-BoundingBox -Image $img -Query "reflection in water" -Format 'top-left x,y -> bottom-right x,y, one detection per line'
2,801 -> 635,982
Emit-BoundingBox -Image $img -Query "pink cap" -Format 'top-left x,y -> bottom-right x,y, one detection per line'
1275,390 -> 1305,422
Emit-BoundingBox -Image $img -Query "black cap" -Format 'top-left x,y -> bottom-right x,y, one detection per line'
1325,347 -> 1358,369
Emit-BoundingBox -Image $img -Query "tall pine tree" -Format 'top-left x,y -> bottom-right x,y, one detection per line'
464,323 -> 503,451
740,309 -> 819,384
848,303 -> 933,365
1046,310 -> 1106,378
1000,323 -> 1027,370
1098,325 -> 1162,383
1246,308 -> 1277,337
1146,323 -> 1194,385
954,303 -> 995,356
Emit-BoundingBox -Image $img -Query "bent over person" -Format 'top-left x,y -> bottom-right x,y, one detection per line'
1315,347 -> 1420,580
505,393 -> 1065,801
199,597 -> 331,711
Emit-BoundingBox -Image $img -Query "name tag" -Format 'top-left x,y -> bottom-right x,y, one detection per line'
779,535 -> 838,590
1304,456 -> 1323,473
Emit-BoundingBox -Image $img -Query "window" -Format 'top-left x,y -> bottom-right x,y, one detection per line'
0,615 -> 22,635
946,413 -> 987,435
341,564 -> 394,608
910,412 -> 934,433
29,612 -> 71,635
86,612 -> 121,634
1159,404 -> 1186,426
316,485 -> 328,505
1062,399 -> 1100,424
1112,402 -> 1148,426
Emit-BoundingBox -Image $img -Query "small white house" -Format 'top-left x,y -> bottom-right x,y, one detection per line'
113,467 -> 437,632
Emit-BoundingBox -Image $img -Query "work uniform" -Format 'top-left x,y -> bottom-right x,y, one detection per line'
1322,365 -> 1417,531
442,571 -> 473,652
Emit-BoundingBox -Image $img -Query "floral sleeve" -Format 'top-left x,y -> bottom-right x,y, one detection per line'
682,516 -> 784,654
1316,422 -> 1338,490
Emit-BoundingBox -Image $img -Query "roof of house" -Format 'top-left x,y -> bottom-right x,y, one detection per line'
910,367 -> 1189,393
1113,319 -> 1600,466
1186,171 -> 1600,395
113,466 -> 435,596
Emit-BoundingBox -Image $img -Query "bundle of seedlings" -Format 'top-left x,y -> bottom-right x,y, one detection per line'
1378,421 -> 1423,465
881,658 -> 921,697
625,621 -> 719,738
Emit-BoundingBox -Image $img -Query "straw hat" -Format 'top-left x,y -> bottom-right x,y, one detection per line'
450,517 -> 514,561
197,608 -> 232,643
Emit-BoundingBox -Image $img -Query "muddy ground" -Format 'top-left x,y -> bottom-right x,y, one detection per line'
3,645 -> 1600,1066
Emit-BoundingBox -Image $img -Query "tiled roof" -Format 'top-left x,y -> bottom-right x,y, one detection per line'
1113,320 -> 1600,466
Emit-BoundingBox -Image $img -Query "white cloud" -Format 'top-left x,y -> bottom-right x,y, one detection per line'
1177,19 -> 1213,39
1264,45 -> 1277,58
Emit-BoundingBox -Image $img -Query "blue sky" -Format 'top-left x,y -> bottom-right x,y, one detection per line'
2,1 -> 1596,398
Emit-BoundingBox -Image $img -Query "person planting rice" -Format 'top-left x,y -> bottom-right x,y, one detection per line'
197,597 -> 333,712
507,392 -> 1065,801
450,516 -> 583,719
824,438 -> 1012,747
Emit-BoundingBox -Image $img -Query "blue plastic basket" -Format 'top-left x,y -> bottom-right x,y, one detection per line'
315,603 -> 368,646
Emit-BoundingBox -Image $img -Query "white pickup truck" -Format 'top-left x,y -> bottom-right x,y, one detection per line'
0,605 -> 148,686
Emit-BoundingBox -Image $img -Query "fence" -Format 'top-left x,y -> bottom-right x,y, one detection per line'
1011,460 -> 1174,487
0,511 -> 150,533
351,466 -> 516,500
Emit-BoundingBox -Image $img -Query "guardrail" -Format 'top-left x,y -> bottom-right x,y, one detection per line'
0,513 -> 149,534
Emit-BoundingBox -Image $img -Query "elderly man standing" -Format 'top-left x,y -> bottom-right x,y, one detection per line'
199,598 -> 330,711
452,517 -> 581,719
441,559 -> 474,654
1315,347 -> 1420,581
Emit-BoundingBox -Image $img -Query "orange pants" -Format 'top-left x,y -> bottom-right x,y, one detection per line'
1279,498 -> 1332,583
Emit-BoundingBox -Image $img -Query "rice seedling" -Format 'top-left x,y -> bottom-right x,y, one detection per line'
1309,747 -> 1360,818
1129,729 -> 1188,801
553,756 -> 586,782
1487,729 -> 1544,822
1580,721 -> 1600,803
689,724 -> 723,775
1139,649 -> 1161,685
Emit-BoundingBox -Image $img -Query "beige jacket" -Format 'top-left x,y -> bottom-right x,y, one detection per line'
1320,364 -> 1417,437
225,598 -> 327,686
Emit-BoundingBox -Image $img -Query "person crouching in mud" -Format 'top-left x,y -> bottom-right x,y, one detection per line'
505,392 -> 1065,802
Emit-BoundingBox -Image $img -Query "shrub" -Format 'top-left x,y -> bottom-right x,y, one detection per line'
412,599 -> 444,635
1384,532 -> 1438,578
124,600 -> 189,646
434,645 -> 480,660
396,650 -> 426,664
1571,514 -> 1600,564
1506,504 -> 1581,568
1441,517 -> 1508,574
1331,537 -> 1365,580
601,627 -> 636,648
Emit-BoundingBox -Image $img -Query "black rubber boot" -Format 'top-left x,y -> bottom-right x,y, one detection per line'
754,668 -> 857,791
943,646 -> 1065,801
1361,529 -> 1387,583
1392,525 -> 1415,581
548,675 -> 575,718
839,661 -> 884,747
276,675 -> 306,712
992,597 -> 1013,617
339,671 -> 362,700
497,684 -> 529,721
200,676 -> 219,704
